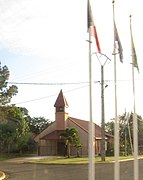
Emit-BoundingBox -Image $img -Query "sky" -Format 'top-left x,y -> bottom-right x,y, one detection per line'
0,0 -> 143,125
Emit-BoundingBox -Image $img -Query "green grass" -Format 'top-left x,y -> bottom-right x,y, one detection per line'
0,154 -> 143,164
0,153 -> 36,161
0,153 -> 19,161
27,155 -> 143,165
33,157 -> 89,164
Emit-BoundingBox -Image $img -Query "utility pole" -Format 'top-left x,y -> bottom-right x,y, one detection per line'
101,65 -> 105,161
93,52 -> 110,162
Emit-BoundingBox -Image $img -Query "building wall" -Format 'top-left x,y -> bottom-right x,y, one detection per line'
38,140 -> 57,156
35,122 -> 56,143
95,140 -> 100,155
55,112 -> 69,130
66,120 -> 109,156
67,120 -> 89,156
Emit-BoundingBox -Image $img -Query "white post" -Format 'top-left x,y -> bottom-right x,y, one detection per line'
88,26 -> 95,180
130,15 -> 139,180
132,66 -> 138,180
113,1 -> 120,180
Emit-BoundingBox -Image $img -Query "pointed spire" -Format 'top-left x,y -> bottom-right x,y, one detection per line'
54,90 -> 69,108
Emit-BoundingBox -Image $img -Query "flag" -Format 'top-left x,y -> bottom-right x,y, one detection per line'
130,25 -> 139,72
87,0 -> 101,53
114,21 -> 123,63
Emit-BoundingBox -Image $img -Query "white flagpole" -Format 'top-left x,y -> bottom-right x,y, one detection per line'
88,7 -> 95,180
130,15 -> 139,180
87,1 -> 95,178
112,1 -> 120,180
132,67 -> 138,180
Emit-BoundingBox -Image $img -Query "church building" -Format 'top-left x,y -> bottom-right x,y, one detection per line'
34,90 -> 113,156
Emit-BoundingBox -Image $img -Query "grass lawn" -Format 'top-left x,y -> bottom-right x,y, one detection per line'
0,153 -> 19,161
0,154 -> 143,164
0,153 -> 35,161
27,155 -> 143,165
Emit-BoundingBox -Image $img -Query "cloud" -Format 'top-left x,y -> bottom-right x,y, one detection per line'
0,0 -> 87,59
0,0 -> 48,54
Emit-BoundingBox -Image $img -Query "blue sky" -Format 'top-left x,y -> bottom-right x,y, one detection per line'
0,0 -> 143,125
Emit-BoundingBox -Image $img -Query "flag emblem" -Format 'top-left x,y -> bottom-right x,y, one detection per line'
87,0 -> 101,53
130,24 -> 139,72
114,21 -> 123,63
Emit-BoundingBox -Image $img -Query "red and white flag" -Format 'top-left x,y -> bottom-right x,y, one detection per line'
87,0 -> 101,53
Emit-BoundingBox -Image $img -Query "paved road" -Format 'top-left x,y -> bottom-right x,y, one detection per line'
0,158 -> 143,180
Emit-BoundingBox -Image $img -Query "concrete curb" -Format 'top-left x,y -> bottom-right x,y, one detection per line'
0,171 -> 6,180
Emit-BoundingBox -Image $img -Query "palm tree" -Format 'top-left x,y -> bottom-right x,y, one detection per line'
61,128 -> 81,158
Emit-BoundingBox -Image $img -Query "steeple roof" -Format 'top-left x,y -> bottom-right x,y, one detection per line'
54,89 -> 69,108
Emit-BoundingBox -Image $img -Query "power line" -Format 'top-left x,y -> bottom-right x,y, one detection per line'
12,84 -> 90,105
8,79 -> 143,86
9,78 -> 143,105
8,81 -> 89,85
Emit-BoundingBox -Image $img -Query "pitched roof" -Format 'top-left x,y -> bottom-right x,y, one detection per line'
34,90 -> 113,142
34,122 -> 56,142
67,117 -> 113,138
41,130 -> 64,140
54,89 -> 69,108
35,117 -> 113,141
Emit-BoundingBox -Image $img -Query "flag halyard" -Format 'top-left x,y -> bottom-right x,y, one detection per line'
87,0 -> 101,53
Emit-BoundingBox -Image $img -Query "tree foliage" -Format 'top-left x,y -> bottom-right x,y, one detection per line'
105,112 -> 143,155
0,63 -> 37,154
0,63 -> 18,105
28,116 -> 52,135
0,106 -> 33,153
61,127 -> 82,158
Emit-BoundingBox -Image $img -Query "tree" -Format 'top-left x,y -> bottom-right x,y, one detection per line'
105,121 -> 114,135
28,116 -> 52,135
0,119 -> 17,153
0,106 -> 32,153
0,63 -> 37,153
61,128 -> 82,158
0,63 -> 18,106
105,112 -> 143,155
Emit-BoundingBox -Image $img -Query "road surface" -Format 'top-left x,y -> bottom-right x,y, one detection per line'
0,158 -> 143,179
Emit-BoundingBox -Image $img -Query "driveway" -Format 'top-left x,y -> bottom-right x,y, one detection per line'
0,157 -> 143,180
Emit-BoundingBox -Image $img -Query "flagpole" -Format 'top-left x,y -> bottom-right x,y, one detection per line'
87,1 -> 95,179
112,1 -> 120,180
132,65 -> 138,180
88,25 -> 95,180
130,15 -> 139,180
